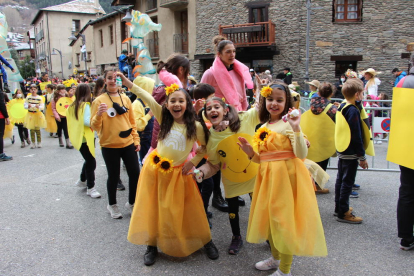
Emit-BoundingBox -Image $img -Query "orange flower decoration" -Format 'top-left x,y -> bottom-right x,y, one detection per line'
149,151 -> 161,168
260,86 -> 272,98
158,157 -> 174,174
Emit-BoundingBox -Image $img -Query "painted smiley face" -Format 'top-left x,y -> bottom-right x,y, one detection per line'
216,133 -> 259,183
56,97 -> 74,117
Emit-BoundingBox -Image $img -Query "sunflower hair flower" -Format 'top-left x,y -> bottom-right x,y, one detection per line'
253,127 -> 272,147
260,86 -> 273,98
165,83 -> 180,96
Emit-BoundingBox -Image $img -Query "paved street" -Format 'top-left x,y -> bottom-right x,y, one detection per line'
1,128 -> 413,276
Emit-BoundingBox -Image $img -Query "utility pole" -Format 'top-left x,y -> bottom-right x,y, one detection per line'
305,0 -> 311,88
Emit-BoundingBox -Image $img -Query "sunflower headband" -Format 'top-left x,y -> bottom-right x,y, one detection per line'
260,86 -> 272,98
165,83 -> 180,96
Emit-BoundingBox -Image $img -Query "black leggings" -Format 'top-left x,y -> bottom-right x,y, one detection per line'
101,143 -> 140,205
16,123 -> 29,142
196,159 -> 214,213
56,117 -> 69,139
212,170 -> 222,197
226,194 -> 252,236
79,143 -> 96,189
0,118 -> 4,153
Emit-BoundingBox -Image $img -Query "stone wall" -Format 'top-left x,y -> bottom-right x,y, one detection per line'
195,0 -> 414,94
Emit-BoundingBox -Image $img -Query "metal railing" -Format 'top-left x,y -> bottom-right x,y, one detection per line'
173,33 -> 188,54
147,38 -> 159,58
219,21 -> 276,47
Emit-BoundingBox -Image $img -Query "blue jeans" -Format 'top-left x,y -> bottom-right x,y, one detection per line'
335,158 -> 359,217
1,67 -> 8,84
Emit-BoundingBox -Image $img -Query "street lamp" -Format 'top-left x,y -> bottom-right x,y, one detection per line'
69,32 -> 88,75
51,48 -> 64,79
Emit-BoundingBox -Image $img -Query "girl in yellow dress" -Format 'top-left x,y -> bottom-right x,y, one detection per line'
10,90 -> 30,147
237,81 -> 327,276
44,84 -> 57,136
121,73 -> 219,266
24,84 -> 46,149
3,93 -> 14,144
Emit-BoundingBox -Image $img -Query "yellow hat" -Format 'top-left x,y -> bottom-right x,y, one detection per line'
305,80 -> 320,88
360,68 -> 382,76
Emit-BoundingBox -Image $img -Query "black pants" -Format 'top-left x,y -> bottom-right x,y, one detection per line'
138,117 -> 153,162
16,123 -> 29,142
56,117 -> 69,139
195,159 -> 213,213
335,159 -> 358,217
397,165 -> 414,239
79,143 -> 96,189
0,118 -> 4,154
226,196 -> 241,236
212,170 -> 222,197
101,144 -> 140,205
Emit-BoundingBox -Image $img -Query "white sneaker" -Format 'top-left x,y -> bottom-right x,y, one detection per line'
86,187 -> 101,198
37,142 -> 42,148
255,256 -> 280,271
125,202 -> 134,212
377,140 -> 382,144
30,144 -> 36,149
107,204 -> 123,219
270,268 -> 292,276
75,179 -> 87,188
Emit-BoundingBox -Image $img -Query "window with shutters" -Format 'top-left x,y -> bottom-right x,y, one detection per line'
333,0 -> 362,22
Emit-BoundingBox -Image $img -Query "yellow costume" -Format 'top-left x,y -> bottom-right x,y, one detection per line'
335,102 -> 375,156
206,108 -> 260,198
300,104 -> 336,162
67,103 -> 95,157
247,121 -> 327,257
7,98 -> 27,125
45,93 -> 57,133
24,95 -> 46,130
3,102 -> 14,139
387,88 -> 414,169
39,81 -> 51,92
128,84 -> 211,257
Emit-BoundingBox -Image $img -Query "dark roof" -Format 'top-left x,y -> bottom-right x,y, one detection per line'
89,6 -> 132,26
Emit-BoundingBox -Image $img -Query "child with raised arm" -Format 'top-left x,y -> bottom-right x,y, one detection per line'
122,73 -> 219,266
237,81 -> 327,276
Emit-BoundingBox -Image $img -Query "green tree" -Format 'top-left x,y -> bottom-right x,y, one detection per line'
18,55 -> 36,79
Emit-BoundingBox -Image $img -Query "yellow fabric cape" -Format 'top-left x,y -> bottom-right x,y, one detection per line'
300,104 -> 336,162
67,103 -> 95,157
335,102 -> 375,156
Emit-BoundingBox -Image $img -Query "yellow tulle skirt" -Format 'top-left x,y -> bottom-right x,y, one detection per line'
3,123 -> 13,139
247,132 -> 327,257
24,111 -> 46,130
128,157 -> 211,257
45,104 -> 57,133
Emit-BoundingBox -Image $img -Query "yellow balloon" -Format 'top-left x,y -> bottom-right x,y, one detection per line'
56,97 -> 74,117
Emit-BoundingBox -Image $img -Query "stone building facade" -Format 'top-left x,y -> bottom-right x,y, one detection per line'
193,0 -> 414,94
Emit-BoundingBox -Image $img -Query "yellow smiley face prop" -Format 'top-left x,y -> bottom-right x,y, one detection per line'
216,133 -> 259,183
56,97 -> 74,117
8,99 -> 27,121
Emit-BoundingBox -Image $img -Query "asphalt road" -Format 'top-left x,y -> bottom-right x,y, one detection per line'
1,129 -> 413,276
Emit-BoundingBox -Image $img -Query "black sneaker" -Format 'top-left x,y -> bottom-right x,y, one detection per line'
144,246 -> 158,266
212,194 -> 229,212
0,153 -> 13,161
117,179 -> 125,191
206,211 -> 213,219
228,235 -> 243,255
238,196 -> 246,206
204,240 -> 219,260
400,237 -> 414,251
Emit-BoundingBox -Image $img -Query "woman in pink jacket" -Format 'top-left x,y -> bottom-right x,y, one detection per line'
201,35 -> 253,112
51,84 -> 73,149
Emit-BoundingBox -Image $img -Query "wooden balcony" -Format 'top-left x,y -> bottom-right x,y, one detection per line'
219,21 -> 276,48
160,0 -> 188,9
